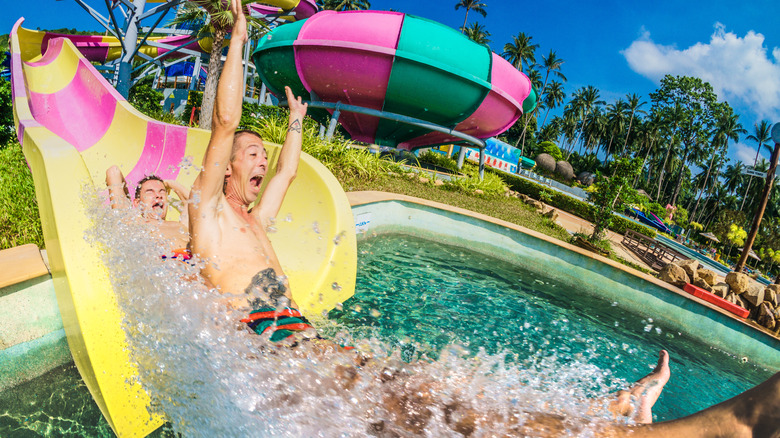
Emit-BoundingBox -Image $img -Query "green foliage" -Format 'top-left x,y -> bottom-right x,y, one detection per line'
0,140 -> 44,249
492,168 -> 656,237
443,163 -> 508,196
645,202 -> 666,219
588,157 -> 643,241
537,140 -> 563,161
673,206 -> 688,228
183,90 -> 203,125
689,221 -> 703,231
416,150 -> 460,173
0,79 -> 14,146
726,224 -> 747,246
128,77 -> 163,117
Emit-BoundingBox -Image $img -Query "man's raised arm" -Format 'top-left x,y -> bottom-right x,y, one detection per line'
254,87 -> 308,224
106,165 -> 131,209
191,0 -> 248,213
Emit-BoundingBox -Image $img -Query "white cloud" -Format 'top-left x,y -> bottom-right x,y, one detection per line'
732,141 -> 763,165
622,23 -> 780,120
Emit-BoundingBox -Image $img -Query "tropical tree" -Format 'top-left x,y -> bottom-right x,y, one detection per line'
538,50 -> 565,97
454,0 -> 487,34
723,161 -> 746,194
460,22 -> 491,45
740,120 -> 772,211
501,32 -> 538,72
622,93 -> 646,151
539,80 -> 565,129
568,85 -> 604,158
170,0 -> 264,129
317,0 -> 371,10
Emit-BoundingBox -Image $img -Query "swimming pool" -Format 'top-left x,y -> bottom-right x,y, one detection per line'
328,233 -> 771,422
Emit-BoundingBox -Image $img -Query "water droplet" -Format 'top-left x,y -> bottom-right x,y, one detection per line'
331,282 -> 342,291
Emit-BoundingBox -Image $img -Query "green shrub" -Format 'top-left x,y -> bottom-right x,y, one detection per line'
417,150 -> 460,173
492,169 -> 656,238
0,140 -> 45,249
0,79 -> 14,146
537,141 -> 563,161
128,77 -> 163,117
443,163 -> 507,196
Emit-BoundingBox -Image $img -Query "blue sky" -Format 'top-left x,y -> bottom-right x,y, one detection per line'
5,1 -> 780,165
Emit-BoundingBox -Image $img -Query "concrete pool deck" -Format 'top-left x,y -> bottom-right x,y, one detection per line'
347,191 -> 780,369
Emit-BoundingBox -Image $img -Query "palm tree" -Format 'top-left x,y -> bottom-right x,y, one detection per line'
568,85 -> 604,158
622,93 -> 646,151
538,50 -> 565,97
740,120 -> 772,211
603,99 -> 627,162
540,80 -> 565,129
501,32 -> 538,72
454,0 -> 487,34
723,161 -> 747,194
317,0 -> 371,10
460,22 -> 491,45
170,0 -> 263,129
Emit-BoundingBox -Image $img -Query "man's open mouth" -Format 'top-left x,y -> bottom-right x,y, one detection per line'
250,175 -> 263,188
152,202 -> 164,210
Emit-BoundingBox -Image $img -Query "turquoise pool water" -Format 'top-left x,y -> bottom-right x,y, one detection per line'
329,233 -> 773,422
1,232 -> 774,435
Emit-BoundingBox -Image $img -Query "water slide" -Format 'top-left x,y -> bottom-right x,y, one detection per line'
253,10 -> 538,150
10,16 -> 355,438
629,208 -> 671,234
20,0 -> 317,64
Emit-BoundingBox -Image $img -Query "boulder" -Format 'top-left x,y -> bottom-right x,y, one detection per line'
535,153 -> 556,173
659,263 -> 690,288
418,177 -> 429,184
434,179 -> 444,186
518,193 -> 530,202
711,282 -> 730,298
543,208 -> 559,221
725,272 -> 751,295
555,161 -> 575,180
756,303 -> 777,330
725,292 -> 738,304
765,284 -> 780,308
742,284 -> 765,308
577,171 -> 595,186
525,198 -> 545,210
735,294 -> 748,310
474,189 -> 484,195
677,259 -> 699,282
697,269 -> 717,287
693,277 -> 713,292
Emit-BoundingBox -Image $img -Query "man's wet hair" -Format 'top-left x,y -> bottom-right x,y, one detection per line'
134,175 -> 165,199
231,129 -> 264,161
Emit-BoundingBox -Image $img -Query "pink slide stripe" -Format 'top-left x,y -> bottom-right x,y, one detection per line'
10,52 -> 26,100
126,121 -> 167,191
27,61 -> 117,152
28,37 -> 65,67
155,124 -> 187,180
126,123 -> 188,193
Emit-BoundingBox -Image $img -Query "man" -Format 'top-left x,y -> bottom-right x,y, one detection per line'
106,165 -> 190,251
188,1 -> 780,436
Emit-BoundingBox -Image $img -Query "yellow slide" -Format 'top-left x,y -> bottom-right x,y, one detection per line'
10,17 -> 356,438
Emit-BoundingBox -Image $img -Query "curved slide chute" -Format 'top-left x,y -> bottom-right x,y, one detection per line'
10,17 -> 355,437
20,0 -> 317,64
254,10 -> 536,150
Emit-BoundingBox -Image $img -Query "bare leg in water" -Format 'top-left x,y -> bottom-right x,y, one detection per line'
609,350 -> 671,424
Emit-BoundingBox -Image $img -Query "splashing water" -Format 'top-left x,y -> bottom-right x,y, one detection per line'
83,190 -> 640,437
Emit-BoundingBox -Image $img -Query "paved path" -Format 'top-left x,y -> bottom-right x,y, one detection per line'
544,204 -> 655,272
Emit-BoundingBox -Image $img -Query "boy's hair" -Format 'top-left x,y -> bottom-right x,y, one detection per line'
232,129 -> 264,161
134,175 -> 165,199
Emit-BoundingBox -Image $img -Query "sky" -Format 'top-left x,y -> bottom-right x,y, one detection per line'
5,0 -> 780,166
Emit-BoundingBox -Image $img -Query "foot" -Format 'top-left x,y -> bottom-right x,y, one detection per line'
631,350 -> 670,424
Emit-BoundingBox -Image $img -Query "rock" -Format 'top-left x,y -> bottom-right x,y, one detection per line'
387,172 -> 399,177
577,171 -> 595,186
725,292 -> 738,304
735,294 -> 748,310
518,193 -> 530,202
406,172 -> 417,179
418,177 -> 429,184
676,259 -> 700,282
528,200 -> 544,210
693,277 -> 713,292
756,303 -> 777,330
555,161 -> 575,180
474,189 -> 484,195
535,153 -> 556,173
743,284 -> 765,308
725,272 -> 751,295
434,179 -> 444,186
711,282 -> 730,298
765,285 -> 780,308
659,263 -> 690,288
543,208 -> 559,221
697,269 -> 717,287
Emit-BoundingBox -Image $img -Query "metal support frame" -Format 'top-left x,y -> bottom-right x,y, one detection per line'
281,99 -> 487,180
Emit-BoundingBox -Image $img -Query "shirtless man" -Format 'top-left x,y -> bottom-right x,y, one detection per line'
106,165 -> 190,251
188,2 -> 780,436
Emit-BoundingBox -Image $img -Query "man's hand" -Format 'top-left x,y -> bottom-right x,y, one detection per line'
285,86 -> 308,133
230,0 -> 248,45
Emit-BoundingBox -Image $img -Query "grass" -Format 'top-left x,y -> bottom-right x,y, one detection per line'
0,140 -> 45,250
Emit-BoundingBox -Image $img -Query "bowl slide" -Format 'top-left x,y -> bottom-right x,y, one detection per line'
10,17 -> 355,438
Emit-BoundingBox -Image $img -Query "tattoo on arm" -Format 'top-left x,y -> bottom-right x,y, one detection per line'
288,119 -> 302,133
